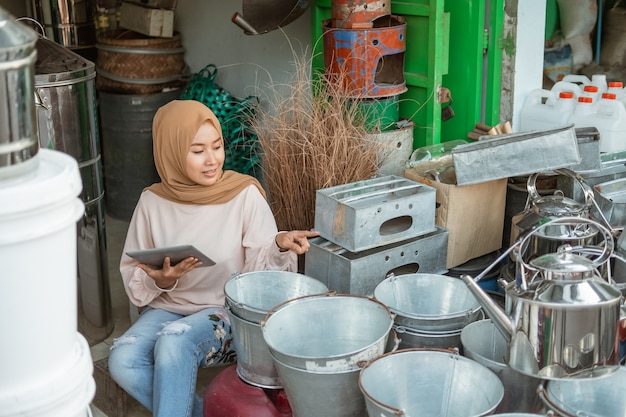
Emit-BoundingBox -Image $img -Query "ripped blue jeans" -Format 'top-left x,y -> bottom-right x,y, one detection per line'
108,306 -> 236,417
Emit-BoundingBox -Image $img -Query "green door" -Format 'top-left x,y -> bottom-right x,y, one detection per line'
311,0 -> 504,149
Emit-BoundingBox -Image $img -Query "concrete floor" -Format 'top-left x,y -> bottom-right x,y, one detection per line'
88,215 -> 223,417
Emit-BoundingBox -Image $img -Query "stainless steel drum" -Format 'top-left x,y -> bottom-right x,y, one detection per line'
0,8 -> 40,180
29,0 -> 97,52
34,36 -> 112,345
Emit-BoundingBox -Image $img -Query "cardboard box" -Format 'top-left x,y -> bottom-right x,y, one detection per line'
120,2 -> 174,38
404,168 -> 507,268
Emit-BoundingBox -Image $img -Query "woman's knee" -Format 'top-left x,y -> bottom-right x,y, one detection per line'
108,334 -> 146,383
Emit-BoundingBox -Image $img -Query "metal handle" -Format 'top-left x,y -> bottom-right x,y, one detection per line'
537,384 -> 602,417
514,216 -> 614,289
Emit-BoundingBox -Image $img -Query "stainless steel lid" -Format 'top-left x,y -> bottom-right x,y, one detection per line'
533,190 -> 587,216
530,245 -> 596,274
0,8 -> 38,61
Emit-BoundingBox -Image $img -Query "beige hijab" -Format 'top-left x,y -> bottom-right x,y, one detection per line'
145,100 -> 266,204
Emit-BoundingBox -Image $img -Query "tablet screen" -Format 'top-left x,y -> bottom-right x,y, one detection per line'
126,245 -> 215,269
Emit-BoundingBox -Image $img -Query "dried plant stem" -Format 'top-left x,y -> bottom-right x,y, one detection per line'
249,54 -> 382,232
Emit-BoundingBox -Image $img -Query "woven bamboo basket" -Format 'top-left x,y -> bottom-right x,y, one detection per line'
96,29 -> 186,94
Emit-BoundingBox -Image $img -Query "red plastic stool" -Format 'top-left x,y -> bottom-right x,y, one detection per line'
203,364 -> 292,417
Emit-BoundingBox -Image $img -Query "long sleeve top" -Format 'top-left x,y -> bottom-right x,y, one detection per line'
119,185 -> 297,315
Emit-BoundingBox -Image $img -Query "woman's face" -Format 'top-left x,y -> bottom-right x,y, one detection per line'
185,121 -> 225,186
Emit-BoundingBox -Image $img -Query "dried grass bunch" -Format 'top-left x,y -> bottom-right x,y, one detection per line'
248,53 -> 384,232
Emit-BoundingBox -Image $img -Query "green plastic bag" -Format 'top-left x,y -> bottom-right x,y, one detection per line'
180,64 -> 260,175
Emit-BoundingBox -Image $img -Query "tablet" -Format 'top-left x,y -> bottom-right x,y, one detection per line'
126,245 -> 215,269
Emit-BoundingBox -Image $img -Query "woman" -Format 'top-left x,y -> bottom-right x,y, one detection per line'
108,99 -> 318,417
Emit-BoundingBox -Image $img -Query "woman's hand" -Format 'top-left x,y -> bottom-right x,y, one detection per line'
137,256 -> 203,290
275,230 -> 320,255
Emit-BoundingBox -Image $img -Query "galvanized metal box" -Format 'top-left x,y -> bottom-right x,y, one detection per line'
304,227 -> 448,296
314,175 -> 437,252
451,125 -> 580,186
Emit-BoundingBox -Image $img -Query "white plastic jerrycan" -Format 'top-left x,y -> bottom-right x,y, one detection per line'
571,95 -> 626,153
520,89 -> 576,132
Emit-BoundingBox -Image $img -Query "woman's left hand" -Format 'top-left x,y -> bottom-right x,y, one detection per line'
276,230 -> 320,255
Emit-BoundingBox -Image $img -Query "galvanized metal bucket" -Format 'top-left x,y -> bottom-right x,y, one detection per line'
491,414 -> 547,417
261,294 -> 394,371
374,273 -> 482,331
395,310 -> 485,352
224,271 -> 328,323
226,306 -> 282,389
460,319 -> 545,414
270,352 -> 367,417
538,366 -> 626,416
359,349 -> 504,417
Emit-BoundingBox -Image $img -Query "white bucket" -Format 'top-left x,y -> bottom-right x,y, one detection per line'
0,333 -> 96,417
0,149 -> 91,415
519,89 -> 575,132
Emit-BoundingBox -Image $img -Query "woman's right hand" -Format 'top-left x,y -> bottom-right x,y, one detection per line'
138,256 -> 203,290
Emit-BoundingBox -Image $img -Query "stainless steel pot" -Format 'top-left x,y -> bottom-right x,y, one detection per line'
461,217 -> 626,380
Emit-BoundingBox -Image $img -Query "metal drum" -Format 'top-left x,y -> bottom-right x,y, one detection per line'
29,0 -> 97,52
99,89 -> 180,220
34,36 -> 113,345
0,8 -> 39,180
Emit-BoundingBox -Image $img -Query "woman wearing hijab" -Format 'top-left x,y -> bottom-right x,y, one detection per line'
108,100 -> 318,417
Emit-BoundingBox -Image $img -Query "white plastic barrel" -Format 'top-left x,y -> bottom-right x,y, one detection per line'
0,149 -> 94,416
519,89 -> 575,132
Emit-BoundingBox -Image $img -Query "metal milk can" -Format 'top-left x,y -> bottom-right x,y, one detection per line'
462,217 -> 626,380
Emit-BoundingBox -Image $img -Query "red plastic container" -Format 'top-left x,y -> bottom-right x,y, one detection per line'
203,365 -> 292,417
